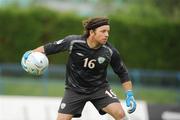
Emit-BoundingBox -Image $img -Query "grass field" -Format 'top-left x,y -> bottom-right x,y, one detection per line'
0,76 -> 179,104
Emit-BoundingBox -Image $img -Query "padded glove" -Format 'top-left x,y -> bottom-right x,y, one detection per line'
126,90 -> 136,114
23,50 -> 32,60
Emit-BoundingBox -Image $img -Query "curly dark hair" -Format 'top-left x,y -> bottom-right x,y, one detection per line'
82,16 -> 109,37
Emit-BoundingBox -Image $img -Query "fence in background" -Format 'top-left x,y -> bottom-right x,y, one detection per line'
0,63 -> 180,87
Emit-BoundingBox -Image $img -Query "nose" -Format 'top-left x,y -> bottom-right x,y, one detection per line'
105,31 -> 109,37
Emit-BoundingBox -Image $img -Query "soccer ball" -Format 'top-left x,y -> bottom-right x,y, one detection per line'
21,51 -> 49,75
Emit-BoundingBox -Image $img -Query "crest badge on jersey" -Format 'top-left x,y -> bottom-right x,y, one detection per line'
98,57 -> 105,64
60,103 -> 66,109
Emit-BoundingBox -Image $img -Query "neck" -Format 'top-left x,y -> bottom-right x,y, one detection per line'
87,37 -> 101,49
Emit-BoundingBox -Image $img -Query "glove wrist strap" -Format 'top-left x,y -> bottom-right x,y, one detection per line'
126,90 -> 133,97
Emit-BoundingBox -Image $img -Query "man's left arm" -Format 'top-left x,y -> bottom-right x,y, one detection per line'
110,47 -> 136,114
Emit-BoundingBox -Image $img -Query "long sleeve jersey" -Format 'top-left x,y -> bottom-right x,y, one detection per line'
44,35 -> 130,94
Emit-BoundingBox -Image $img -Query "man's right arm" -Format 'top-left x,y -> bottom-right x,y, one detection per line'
32,35 -> 77,55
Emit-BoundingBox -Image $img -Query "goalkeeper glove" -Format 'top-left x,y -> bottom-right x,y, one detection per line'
125,90 -> 136,114
23,50 -> 32,60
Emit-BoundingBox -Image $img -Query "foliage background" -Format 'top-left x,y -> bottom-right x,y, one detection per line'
0,0 -> 180,105
0,5 -> 179,70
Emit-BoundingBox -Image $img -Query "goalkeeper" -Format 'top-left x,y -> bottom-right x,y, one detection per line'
24,17 -> 136,120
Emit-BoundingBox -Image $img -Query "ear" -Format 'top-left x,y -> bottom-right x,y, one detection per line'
89,30 -> 94,35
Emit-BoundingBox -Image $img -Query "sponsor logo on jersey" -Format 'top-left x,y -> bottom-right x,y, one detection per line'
98,57 -> 105,64
76,52 -> 84,56
56,39 -> 64,44
60,103 -> 66,109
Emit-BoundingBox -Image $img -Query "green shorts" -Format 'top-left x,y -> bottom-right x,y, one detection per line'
58,87 -> 120,117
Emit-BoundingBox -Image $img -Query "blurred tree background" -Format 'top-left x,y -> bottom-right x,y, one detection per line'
0,0 -> 180,70
0,0 -> 180,106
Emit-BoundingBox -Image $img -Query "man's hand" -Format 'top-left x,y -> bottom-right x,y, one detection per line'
125,90 -> 136,114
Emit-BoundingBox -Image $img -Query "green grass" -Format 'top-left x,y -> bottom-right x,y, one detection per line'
134,86 -> 179,104
111,85 -> 179,104
0,76 -> 65,96
0,76 -> 179,104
